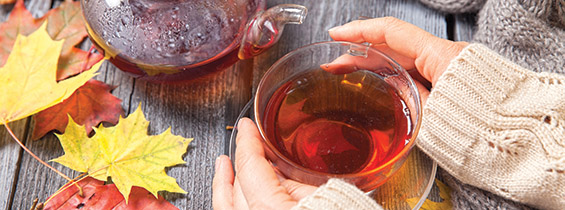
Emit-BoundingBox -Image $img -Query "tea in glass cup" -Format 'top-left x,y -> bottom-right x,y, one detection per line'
254,41 -> 422,191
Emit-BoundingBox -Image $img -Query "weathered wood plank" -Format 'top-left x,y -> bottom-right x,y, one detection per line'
1,0 -> 455,209
8,36 -> 252,210
0,121 -> 26,210
10,134 -> 82,210
250,0 -> 447,209
9,49 -> 138,210
454,14 -> 476,42
0,4 -> 17,210
125,60 -> 253,209
0,0 -> 54,209
253,0 -> 447,208
253,0 -> 448,88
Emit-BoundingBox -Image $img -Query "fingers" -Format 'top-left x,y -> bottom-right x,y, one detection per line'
233,178 -> 250,209
212,155 -> 235,210
234,118 -> 297,209
329,17 -> 436,60
321,54 -> 363,74
408,68 -> 431,90
371,43 -> 418,70
414,81 -> 430,105
280,179 -> 318,201
321,44 -> 415,75
329,17 -> 467,85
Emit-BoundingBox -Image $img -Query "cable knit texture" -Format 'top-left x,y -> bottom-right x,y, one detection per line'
296,1 -> 564,209
438,169 -> 532,210
419,0 -> 486,13
418,0 -> 564,209
421,0 -> 565,74
417,44 -> 565,210
292,179 -> 383,210
473,0 -> 565,74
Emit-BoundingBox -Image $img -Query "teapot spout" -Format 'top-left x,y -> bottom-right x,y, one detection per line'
238,4 -> 308,59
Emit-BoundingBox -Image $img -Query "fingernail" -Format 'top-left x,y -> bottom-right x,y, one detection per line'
328,26 -> 341,32
237,118 -> 248,128
215,156 -> 223,171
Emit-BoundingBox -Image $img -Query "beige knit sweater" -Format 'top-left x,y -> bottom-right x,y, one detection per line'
293,44 -> 565,210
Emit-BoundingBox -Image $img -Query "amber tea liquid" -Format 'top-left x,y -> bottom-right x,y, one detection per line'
263,69 -> 410,174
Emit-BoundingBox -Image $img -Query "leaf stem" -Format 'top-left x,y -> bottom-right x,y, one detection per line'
4,123 -> 83,196
4,123 -> 72,181
44,174 -> 90,206
81,45 -> 97,74
29,198 -> 38,210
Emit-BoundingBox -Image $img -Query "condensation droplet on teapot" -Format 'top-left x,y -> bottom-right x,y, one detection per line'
105,0 -> 122,8
80,0 -> 309,82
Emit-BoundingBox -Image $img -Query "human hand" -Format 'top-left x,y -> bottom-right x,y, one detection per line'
212,117 -> 318,210
328,17 -> 468,102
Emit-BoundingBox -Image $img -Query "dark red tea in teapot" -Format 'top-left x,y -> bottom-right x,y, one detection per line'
81,0 -> 306,82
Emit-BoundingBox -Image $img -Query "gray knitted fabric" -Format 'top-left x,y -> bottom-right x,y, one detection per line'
419,0 -> 486,13
418,0 -> 565,209
438,169 -> 534,210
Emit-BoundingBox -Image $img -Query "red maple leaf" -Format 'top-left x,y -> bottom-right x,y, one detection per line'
0,0 -> 122,140
0,0 -> 98,78
43,177 -> 179,210
57,47 -> 104,81
32,80 -> 124,140
0,0 -> 46,66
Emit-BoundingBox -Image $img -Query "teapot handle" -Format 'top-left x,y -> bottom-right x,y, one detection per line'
238,4 -> 308,59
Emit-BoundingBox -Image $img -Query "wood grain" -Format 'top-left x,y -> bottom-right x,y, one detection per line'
0,120 -> 26,210
454,14 -> 476,42
252,0 -> 448,89
251,0 -> 447,209
0,0 -> 458,209
0,1 -> 54,209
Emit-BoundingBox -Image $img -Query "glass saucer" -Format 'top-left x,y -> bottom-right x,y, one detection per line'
228,100 -> 437,210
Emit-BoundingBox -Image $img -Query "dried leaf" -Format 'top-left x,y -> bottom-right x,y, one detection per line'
43,177 -> 179,210
406,179 -> 453,210
57,47 -> 104,81
45,0 -> 88,55
0,22 -> 100,125
0,0 -> 45,66
0,0 -> 99,79
53,106 -> 193,202
32,80 -> 124,140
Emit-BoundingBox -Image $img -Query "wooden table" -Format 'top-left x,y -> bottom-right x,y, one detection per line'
0,0 -> 475,209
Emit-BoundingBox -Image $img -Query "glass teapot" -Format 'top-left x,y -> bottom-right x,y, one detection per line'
80,0 -> 307,82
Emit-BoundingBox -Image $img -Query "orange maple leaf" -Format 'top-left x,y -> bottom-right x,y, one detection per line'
57,47 -> 104,81
43,177 -> 180,210
0,0 -> 98,78
0,0 -> 122,139
32,80 -> 124,140
0,0 -> 46,66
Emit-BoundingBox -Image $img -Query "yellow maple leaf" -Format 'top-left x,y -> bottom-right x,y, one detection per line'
406,179 -> 453,210
52,105 -> 193,202
0,22 -> 101,125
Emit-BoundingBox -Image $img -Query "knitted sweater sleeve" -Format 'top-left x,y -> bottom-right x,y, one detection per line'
293,44 -> 564,210
417,44 -> 565,210
292,179 -> 383,210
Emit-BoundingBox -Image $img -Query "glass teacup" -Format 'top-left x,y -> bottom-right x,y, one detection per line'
242,41 -> 422,192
